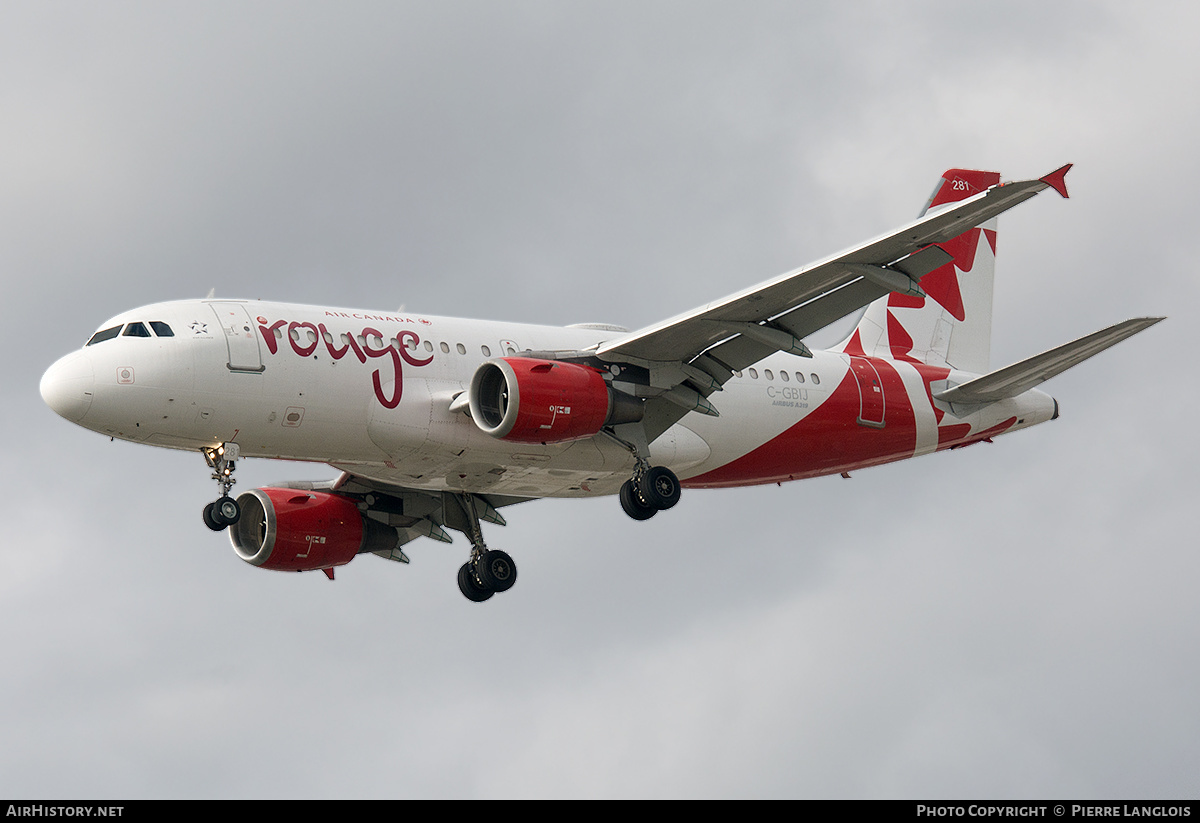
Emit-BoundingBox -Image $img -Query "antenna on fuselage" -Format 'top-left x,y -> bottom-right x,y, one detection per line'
205,288 -> 216,299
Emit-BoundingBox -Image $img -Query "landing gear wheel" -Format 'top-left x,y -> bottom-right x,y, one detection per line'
458,563 -> 494,602
201,444 -> 241,533
476,550 -> 517,593
202,502 -> 225,532
620,479 -> 657,521
213,495 -> 241,527
639,466 -> 681,510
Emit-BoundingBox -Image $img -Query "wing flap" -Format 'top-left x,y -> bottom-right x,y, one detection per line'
934,317 -> 1164,404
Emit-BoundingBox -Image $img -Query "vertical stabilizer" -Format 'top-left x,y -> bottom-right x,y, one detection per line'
841,169 -> 1001,373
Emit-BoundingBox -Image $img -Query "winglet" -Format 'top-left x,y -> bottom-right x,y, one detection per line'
1040,163 -> 1072,198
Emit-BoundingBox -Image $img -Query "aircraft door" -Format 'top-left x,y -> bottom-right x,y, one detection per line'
849,356 -> 885,428
208,302 -> 264,373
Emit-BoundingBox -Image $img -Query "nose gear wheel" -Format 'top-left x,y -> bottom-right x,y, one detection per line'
201,444 -> 241,531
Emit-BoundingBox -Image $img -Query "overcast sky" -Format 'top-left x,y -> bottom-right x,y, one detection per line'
3,1 -> 1197,799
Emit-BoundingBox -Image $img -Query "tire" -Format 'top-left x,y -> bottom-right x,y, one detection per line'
476,550 -> 517,593
458,563 -> 494,602
639,466 -> 681,510
213,495 -> 241,526
202,502 -> 226,532
620,479 -> 657,520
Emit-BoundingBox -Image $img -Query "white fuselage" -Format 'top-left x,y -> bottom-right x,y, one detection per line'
41,299 -> 1058,499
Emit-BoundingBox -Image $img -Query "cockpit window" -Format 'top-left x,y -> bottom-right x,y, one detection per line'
86,326 -> 122,346
84,320 -> 171,346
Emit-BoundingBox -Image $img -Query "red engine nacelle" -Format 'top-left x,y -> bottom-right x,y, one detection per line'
228,488 -> 397,573
468,357 -> 641,444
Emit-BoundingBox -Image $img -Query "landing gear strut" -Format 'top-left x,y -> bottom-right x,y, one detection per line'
202,443 -> 241,531
603,428 -> 682,521
453,492 -> 517,603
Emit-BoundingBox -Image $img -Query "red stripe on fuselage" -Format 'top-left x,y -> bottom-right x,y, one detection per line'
684,357 -> 918,488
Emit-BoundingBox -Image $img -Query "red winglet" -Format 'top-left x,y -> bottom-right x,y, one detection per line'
322,567 -> 335,580
1040,163 -> 1073,198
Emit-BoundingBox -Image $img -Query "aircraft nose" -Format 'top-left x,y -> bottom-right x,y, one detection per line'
40,351 -> 95,423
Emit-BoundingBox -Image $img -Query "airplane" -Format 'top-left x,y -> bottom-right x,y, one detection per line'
40,164 -> 1163,602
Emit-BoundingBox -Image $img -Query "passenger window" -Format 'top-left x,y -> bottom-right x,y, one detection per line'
86,326 -> 123,346
456,343 -> 466,355
289,326 -> 317,346
123,322 -> 151,337
811,373 -> 820,385
748,368 -> 758,379
780,370 -> 789,382
481,345 -> 491,356
149,321 -> 174,337
764,369 -> 774,381
795,372 -> 805,383
424,341 -> 434,352
439,342 -> 450,353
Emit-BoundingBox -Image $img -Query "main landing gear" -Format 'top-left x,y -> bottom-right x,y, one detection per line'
454,492 -> 517,603
619,463 -> 681,520
201,443 -> 241,531
601,427 -> 683,521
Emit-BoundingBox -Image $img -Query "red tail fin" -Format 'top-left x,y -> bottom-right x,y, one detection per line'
845,169 -> 1002,373
920,169 -> 1001,216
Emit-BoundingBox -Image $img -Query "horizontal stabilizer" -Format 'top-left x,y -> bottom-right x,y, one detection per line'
934,317 -> 1164,404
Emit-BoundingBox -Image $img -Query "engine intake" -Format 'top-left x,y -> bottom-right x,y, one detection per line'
229,488 -> 398,573
468,357 -> 642,444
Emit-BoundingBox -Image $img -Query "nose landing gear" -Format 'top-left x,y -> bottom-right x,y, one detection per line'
201,443 -> 241,531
